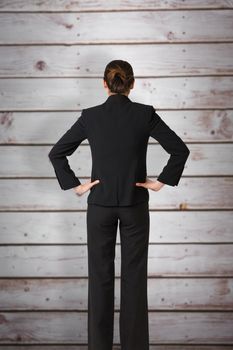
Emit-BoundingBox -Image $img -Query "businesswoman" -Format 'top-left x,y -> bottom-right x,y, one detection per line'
48,59 -> 190,350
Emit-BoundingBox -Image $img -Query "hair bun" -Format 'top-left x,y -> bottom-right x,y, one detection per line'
103,60 -> 134,94
114,71 -> 125,81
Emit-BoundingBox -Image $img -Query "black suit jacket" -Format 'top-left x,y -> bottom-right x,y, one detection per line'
48,93 -> 190,206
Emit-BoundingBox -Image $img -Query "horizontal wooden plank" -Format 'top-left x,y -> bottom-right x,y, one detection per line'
1,43 -> 233,77
1,0 -> 233,12
0,346 -> 232,350
1,110 -> 232,143
0,244 -> 232,277
0,277 -> 232,311
1,211 -> 232,244
0,144 -> 232,177
0,77 -> 233,111
0,178 -> 232,210
0,11 -> 233,44
0,311 -> 232,344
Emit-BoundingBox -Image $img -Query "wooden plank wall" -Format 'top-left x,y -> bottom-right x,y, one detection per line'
0,0 -> 233,349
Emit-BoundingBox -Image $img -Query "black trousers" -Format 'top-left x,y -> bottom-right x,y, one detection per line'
86,201 -> 150,350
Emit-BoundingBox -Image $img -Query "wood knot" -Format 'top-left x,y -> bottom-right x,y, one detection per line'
0,314 -> 8,324
65,23 -> 73,29
35,60 -> 46,71
0,112 -> 13,127
179,202 -> 188,210
16,334 -> 22,341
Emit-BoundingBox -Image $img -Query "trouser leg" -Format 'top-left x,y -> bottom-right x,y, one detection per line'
118,201 -> 150,350
86,204 -> 118,350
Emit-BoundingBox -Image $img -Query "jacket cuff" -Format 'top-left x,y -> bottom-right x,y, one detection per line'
157,174 -> 179,187
54,168 -> 81,190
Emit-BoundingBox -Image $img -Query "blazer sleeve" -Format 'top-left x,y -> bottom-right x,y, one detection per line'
48,110 -> 87,190
148,106 -> 190,186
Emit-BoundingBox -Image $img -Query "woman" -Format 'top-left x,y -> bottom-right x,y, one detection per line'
48,60 -> 190,350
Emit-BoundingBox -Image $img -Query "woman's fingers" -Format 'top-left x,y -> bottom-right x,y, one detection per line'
135,182 -> 145,187
135,180 -> 164,191
91,179 -> 100,186
83,179 -> 100,191
75,179 -> 100,196
136,177 -> 153,187
76,179 -> 163,196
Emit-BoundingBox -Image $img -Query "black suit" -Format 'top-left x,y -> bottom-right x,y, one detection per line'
48,93 -> 190,350
48,93 -> 190,206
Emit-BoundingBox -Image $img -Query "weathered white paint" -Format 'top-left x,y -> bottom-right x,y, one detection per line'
0,11 -> 233,44
0,278 -> 232,311
0,178 -> 232,211
0,311 -> 232,344
0,144 -> 232,177
1,76 -> 233,110
1,110 -> 232,144
0,211 -> 232,244
0,44 -> 233,77
0,244 -> 233,277
1,0 -> 232,11
0,1 -> 232,348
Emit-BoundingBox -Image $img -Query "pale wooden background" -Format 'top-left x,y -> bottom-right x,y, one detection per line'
0,0 -> 233,349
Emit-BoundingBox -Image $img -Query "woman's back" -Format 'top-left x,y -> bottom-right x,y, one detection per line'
84,93 -> 152,205
48,91 -> 189,206
48,59 -> 190,205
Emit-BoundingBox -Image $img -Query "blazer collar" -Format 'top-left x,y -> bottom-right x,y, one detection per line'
105,93 -> 131,105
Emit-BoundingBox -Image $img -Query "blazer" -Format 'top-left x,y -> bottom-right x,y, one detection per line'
48,93 -> 190,206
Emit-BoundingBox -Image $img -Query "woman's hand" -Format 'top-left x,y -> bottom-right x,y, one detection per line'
135,177 -> 165,192
73,179 -> 100,196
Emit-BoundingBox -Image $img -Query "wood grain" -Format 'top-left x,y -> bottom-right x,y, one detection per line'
0,11 -> 233,44
0,1 -> 232,348
0,178 -> 232,211
0,77 -> 233,111
0,311 -> 232,344
0,278 -> 232,311
0,244 -> 232,277
0,144 -> 232,177
0,0 -> 233,12
1,110 -> 232,144
0,346 -> 231,350
0,44 -> 233,77
0,211 -> 232,244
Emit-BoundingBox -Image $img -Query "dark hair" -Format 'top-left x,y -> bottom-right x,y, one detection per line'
103,60 -> 134,94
